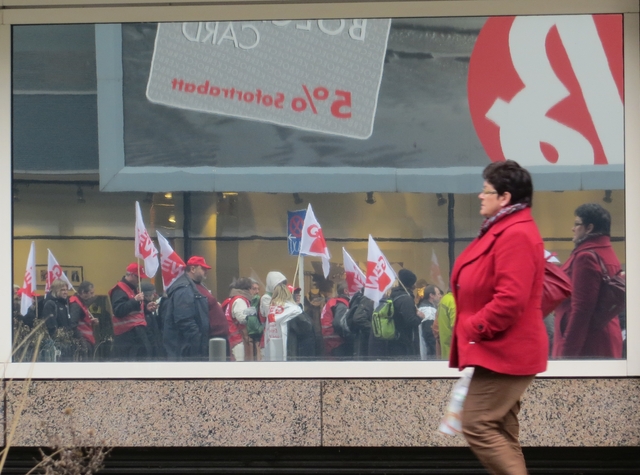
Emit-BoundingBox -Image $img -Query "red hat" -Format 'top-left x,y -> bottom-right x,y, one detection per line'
287,285 -> 301,294
186,256 -> 212,270
126,262 -> 148,279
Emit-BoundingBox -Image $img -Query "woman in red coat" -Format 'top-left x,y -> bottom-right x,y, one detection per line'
450,160 -> 547,475
552,203 -> 623,359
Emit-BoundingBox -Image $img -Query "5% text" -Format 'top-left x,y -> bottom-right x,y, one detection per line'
291,85 -> 352,119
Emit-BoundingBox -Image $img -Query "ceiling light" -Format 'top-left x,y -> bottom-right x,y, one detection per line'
76,186 -> 86,204
168,214 -> 176,224
165,193 -> 173,199
293,193 -> 303,205
436,193 -> 447,206
603,190 -> 613,203
365,192 -> 376,204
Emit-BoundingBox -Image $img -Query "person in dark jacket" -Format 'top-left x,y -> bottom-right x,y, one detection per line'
141,282 -> 164,360
287,288 -> 317,361
43,279 -> 71,339
109,263 -> 152,361
163,256 -> 211,361
42,279 -> 79,360
553,203 -> 623,358
345,288 -> 374,360
368,269 -> 425,359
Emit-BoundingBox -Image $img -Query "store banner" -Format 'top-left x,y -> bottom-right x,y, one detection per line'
146,19 -> 391,139
287,209 -> 306,256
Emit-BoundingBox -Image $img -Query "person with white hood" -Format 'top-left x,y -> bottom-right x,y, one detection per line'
260,271 -> 287,319
263,282 -> 302,361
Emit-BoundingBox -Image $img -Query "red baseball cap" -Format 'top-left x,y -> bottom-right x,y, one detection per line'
287,285 -> 301,294
186,256 -> 212,270
126,262 -> 148,279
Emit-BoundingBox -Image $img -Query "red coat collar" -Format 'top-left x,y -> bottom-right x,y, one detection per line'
452,208 -> 534,284
572,234 -> 612,252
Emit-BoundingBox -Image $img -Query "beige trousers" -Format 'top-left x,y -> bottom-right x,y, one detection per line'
462,366 -> 535,475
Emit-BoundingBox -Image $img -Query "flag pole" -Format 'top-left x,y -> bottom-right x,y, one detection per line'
292,253 -> 301,291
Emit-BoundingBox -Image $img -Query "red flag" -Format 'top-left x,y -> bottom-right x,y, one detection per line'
342,247 -> 366,295
364,235 -> 397,303
299,204 -> 331,278
157,232 -> 186,291
20,241 -> 37,316
135,201 -> 159,278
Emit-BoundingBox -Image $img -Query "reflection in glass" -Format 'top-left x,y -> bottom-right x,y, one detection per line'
11,16 -> 626,362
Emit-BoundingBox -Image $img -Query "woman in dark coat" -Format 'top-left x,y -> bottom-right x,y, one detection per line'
552,203 -> 623,358
450,160 -> 547,475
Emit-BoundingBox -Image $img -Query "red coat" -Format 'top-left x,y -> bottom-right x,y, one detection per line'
449,208 -> 548,375
552,235 -> 622,358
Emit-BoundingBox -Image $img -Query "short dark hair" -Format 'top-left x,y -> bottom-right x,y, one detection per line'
425,284 -> 441,299
336,281 -> 349,297
482,160 -> 533,207
575,203 -> 611,236
229,277 -> 253,291
77,281 -> 94,294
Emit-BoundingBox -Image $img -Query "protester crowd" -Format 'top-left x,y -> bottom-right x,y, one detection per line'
12,203 -> 624,363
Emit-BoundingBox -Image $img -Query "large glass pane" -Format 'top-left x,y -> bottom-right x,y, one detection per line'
12,15 -> 626,363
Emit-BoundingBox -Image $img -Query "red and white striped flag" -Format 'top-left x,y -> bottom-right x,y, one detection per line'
157,232 -> 186,291
342,248 -> 366,295
46,249 -> 74,292
364,235 -> 397,303
299,203 -> 331,278
19,241 -> 37,316
135,201 -> 159,278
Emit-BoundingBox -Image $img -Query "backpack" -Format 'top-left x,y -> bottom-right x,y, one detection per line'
332,299 -> 352,339
245,306 -> 265,341
321,298 -> 349,337
372,295 -> 402,340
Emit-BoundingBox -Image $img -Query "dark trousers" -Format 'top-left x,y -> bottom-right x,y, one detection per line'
462,366 -> 535,475
113,326 -> 152,361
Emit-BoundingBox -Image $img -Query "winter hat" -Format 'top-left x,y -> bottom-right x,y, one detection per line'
398,269 -> 417,288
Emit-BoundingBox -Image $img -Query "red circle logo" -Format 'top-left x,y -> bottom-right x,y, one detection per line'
468,15 -> 623,166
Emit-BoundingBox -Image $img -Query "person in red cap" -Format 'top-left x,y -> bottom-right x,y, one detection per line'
163,256 -> 212,361
108,262 -> 153,360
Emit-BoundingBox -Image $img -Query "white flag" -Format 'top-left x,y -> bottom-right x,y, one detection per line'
342,248 -> 366,295
430,248 -> 447,290
364,235 -> 397,303
19,241 -> 37,316
544,249 -> 561,263
46,249 -> 74,292
299,203 -> 331,278
135,201 -> 159,278
157,232 -> 186,291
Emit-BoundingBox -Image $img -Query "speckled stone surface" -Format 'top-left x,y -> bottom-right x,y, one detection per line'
5,380 -> 321,447
322,378 -> 640,447
4,378 -> 639,447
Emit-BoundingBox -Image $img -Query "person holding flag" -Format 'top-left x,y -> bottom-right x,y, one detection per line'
341,248 -> 373,359
109,262 -> 152,361
68,280 -> 99,360
364,236 -> 425,359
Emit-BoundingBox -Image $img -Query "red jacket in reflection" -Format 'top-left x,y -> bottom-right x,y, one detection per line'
552,235 -> 623,359
449,208 -> 548,376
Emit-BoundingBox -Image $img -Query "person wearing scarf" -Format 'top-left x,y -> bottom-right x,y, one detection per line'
449,160 -> 547,475
552,203 -> 623,358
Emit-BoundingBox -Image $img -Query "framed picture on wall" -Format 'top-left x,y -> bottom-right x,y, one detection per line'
35,265 -> 83,288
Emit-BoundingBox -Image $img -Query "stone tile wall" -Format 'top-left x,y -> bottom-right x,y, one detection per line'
3,378 -> 639,447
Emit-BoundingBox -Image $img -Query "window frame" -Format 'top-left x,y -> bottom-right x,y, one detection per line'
1,0 -> 638,379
